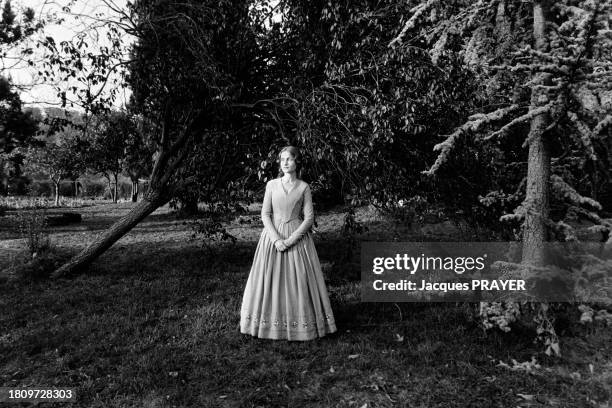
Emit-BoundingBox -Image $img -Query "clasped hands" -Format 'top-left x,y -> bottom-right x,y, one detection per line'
274,239 -> 292,252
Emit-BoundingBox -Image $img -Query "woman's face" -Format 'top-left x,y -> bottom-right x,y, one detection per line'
280,151 -> 297,175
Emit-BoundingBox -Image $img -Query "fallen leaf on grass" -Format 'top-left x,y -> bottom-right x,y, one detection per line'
545,342 -> 561,357
517,394 -> 534,401
497,356 -> 541,372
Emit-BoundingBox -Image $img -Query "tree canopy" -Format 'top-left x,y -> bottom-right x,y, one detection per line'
45,0 -> 612,295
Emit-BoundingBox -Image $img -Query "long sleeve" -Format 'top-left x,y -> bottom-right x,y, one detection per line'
261,181 -> 282,242
285,184 -> 314,247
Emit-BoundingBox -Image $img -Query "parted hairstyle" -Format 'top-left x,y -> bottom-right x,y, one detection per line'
277,146 -> 303,178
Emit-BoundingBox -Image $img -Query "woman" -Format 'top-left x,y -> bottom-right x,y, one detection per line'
239,146 -> 337,341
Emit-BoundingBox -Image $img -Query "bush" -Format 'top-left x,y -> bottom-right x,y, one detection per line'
5,247 -> 72,282
81,179 -> 132,200
27,180 -> 78,198
82,180 -> 107,199
28,180 -> 53,197
103,180 -> 132,201
6,179 -> 135,203
6,175 -> 32,196
310,179 -> 345,211
59,181 -> 78,197
14,208 -> 50,255
118,181 -> 132,200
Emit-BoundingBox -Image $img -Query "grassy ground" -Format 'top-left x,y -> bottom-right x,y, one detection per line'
0,202 -> 611,407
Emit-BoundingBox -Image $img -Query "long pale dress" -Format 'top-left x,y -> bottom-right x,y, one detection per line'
239,178 -> 337,341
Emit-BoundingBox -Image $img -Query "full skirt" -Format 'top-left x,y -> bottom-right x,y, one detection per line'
240,220 -> 337,341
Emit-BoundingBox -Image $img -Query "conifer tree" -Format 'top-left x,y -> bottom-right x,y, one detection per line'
405,0 -> 612,257
392,0 -> 612,354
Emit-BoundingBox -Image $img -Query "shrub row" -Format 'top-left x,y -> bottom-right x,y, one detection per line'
26,180 -> 135,200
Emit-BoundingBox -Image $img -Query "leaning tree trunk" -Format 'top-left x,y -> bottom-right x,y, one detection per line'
51,112 -> 200,278
51,188 -> 171,278
522,0 -> 551,267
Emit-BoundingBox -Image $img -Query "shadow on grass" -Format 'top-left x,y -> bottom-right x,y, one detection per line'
0,207 -> 193,241
1,269 -> 610,408
3,259 -> 608,407
1,205 -> 611,407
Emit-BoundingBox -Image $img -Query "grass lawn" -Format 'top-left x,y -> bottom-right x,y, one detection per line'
0,202 -> 610,407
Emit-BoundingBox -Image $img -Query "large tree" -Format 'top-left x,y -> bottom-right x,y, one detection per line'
0,0 -> 40,75
50,0 -> 612,285
390,0 -> 612,354
123,112 -> 155,202
277,0 -> 479,210
52,0 -> 268,277
0,76 -> 39,194
0,0 -> 42,194
383,0 -> 612,260
24,127 -> 85,206
85,110 -> 135,203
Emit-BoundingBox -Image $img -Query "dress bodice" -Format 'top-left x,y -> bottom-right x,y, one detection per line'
270,179 -> 307,223
260,178 -> 314,246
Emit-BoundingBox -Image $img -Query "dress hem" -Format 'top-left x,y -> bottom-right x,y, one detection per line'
240,327 -> 338,341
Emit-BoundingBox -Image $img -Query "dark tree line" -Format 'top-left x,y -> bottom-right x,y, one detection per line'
7,0 -> 609,290
0,0 -> 41,195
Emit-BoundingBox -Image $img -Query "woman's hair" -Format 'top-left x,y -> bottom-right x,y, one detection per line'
277,145 -> 302,177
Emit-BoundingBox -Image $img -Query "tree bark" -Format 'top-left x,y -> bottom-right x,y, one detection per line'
0,156 -> 6,195
113,172 -> 119,203
522,1 -> 551,267
131,178 -> 139,202
104,173 -> 112,201
54,180 -> 61,206
51,188 -> 170,278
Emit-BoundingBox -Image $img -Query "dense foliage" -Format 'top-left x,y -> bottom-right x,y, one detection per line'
24,0 -> 610,297
0,0 -> 41,195
399,0 -> 612,239
24,125 -> 85,205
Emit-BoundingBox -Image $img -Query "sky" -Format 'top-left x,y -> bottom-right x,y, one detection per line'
5,0 -> 133,110
6,0 -> 283,111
